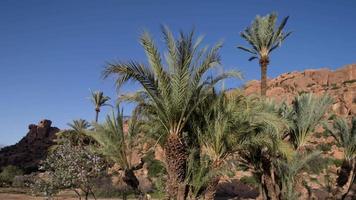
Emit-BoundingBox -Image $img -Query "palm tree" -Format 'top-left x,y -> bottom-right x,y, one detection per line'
90,90 -> 111,122
324,116 -> 356,199
193,92 -> 289,200
55,119 -> 91,146
282,93 -> 333,150
86,108 -> 145,197
103,26 -> 241,199
234,97 -> 292,200
238,12 -> 291,96
274,151 -> 321,200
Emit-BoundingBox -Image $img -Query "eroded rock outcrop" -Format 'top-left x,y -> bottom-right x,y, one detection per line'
0,119 -> 59,173
244,64 -> 356,117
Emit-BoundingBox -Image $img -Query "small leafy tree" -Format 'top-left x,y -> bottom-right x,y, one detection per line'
40,141 -> 105,200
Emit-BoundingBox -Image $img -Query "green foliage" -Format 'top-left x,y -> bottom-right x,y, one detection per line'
332,158 -> 344,168
282,93 -> 333,150
90,90 -> 111,110
275,151 -> 322,200
0,165 -> 23,186
30,174 -> 59,198
147,159 -> 166,178
87,108 -> 143,171
240,176 -> 258,187
238,12 -> 291,61
39,140 -> 106,198
324,116 -> 356,161
304,156 -> 332,175
103,26 -> 241,143
55,119 -> 91,146
316,143 -> 332,152
185,151 -> 219,198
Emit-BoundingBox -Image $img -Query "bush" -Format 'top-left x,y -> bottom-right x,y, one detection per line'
305,156 -> 332,175
240,175 -> 258,187
12,174 -> 34,188
317,143 -> 332,152
0,165 -> 23,186
30,174 -> 59,198
147,160 -> 166,178
332,158 -> 343,167
143,150 -> 166,178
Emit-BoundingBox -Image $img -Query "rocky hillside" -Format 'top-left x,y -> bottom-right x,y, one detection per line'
0,120 -> 59,173
244,64 -> 356,117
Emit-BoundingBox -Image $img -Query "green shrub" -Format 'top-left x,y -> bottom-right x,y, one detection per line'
314,132 -> 323,139
143,151 -> 166,178
0,165 -> 23,186
240,175 -> 258,187
332,158 -> 343,167
317,143 -> 332,152
147,160 -> 166,178
12,174 -> 34,188
305,157 -> 332,175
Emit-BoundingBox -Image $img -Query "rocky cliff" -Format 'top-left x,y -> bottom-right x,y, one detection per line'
0,120 -> 59,173
244,64 -> 356,117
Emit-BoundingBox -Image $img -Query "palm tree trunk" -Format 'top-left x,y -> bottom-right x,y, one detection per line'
95,109 -> 99,122
123,169 -> 140,192
261,154 -> 279,200
333,159 -> 356,199
164,133 -> 188,199
259,58 -> 269,96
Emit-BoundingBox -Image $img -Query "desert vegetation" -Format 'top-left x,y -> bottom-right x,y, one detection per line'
0,12 -> 355,200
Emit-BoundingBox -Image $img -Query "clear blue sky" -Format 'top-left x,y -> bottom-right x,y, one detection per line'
1,0 -> 356,145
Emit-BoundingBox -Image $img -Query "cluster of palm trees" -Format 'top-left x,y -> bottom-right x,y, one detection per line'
57,12 -> 355,200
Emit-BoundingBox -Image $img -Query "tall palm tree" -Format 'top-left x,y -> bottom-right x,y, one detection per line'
238,12 -> 291,96
90,90 -> 111,122
324,117 -> 356,199
86,108 -> 144,196
103,26 -> 241,199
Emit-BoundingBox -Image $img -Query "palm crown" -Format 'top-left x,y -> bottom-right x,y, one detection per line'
282,93 -> 333,150
238,12 -> 291,61
103,26 -> 241,138
87,109 -> 142,170
90,90 -> 111,122
324,117 -> 356,161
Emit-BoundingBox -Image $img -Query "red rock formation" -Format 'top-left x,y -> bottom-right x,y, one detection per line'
243,64 -> 356,117
0,120 -> 59,173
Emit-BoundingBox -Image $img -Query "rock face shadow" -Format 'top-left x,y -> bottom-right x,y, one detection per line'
215,178 -> 259,200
